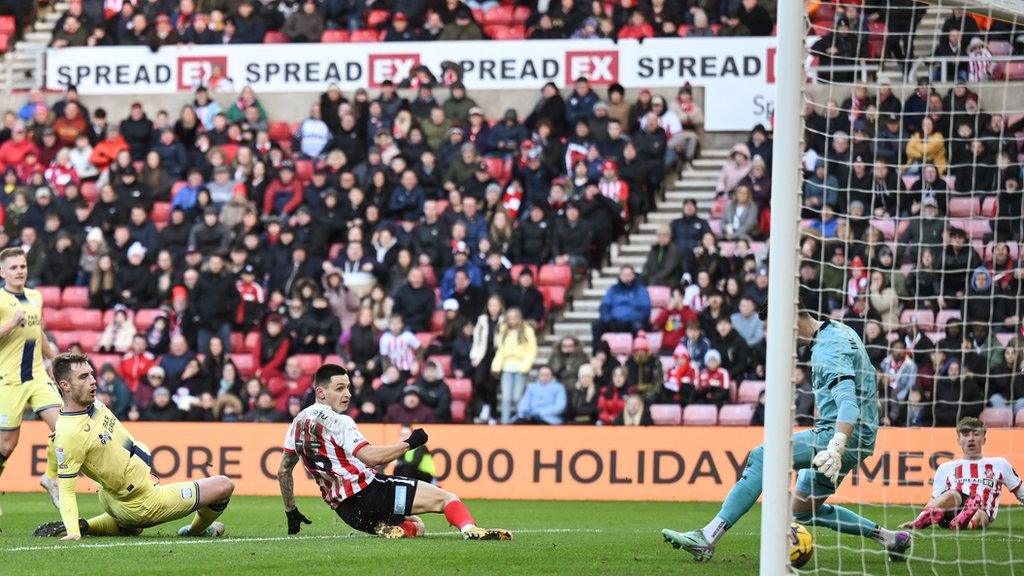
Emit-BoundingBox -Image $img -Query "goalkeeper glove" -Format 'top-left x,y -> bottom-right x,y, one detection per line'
405,428 -> 428,450
811,432 -> 847,485
286,507 -> 311,534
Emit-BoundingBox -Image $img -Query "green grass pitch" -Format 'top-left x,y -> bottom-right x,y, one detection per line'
1,493 -> 1021,575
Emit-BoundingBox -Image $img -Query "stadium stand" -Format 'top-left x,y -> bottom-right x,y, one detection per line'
0,0 -> 1022,429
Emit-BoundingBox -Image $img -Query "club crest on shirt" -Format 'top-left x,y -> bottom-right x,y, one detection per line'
99,431 -> 112,445
56,446 -> 65,465
180,487 -> 193,500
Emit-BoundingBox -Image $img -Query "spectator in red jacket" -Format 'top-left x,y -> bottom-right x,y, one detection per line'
253,314 -> 290,381
119,334 -> 158,393
694,349 -> 731,408
665,344 -> 698,404
598,366 -> 630,425
0,122 -> 39,169
652,288 -> 698,353
262,161 -> 303,215
617,11 -> 655,39
267,356 -> 312,411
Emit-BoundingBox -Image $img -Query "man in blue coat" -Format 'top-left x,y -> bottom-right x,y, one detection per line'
591,265 -> 651,347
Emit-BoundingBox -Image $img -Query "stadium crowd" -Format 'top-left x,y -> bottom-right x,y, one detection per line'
0,1 -> 1021,428
39,0 -> 778,49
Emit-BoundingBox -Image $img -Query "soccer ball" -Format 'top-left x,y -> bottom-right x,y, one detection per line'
789,523 -> 814,569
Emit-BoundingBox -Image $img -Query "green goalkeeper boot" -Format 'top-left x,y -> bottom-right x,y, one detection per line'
662,528 -> 715,562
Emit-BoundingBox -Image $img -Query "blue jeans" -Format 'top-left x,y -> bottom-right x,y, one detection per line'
500,371 -> 527,424
197,323 -> 232,356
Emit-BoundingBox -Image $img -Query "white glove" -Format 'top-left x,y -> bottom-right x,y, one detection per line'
811,432 -> 847,484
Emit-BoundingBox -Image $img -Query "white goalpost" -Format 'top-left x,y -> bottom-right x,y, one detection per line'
762,1 -> 1024,575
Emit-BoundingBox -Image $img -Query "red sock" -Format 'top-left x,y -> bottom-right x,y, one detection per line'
399,520 -> 420,538
443,500 -> 476,531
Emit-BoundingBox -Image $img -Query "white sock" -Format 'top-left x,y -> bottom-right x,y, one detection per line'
872,527 -> 897,546
702,517 -> 730,545
459,523 -> 477,533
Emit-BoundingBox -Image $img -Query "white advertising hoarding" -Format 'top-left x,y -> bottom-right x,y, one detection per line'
45,38 -> 776,131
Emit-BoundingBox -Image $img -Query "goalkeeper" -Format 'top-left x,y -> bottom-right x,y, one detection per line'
662,306 -> 913,562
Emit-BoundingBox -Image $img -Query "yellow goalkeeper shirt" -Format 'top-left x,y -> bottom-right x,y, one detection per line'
55,401 -> 154,535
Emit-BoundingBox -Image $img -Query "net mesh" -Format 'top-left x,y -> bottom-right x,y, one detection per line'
795,1 -> 1024,573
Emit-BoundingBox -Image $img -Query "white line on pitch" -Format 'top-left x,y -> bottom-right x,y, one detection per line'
7,528 -> 602,553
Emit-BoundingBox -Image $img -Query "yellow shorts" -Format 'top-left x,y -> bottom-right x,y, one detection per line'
98,481 -> 201,529
0,379 -> 61,430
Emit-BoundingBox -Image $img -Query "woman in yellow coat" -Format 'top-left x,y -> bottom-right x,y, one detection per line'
904,116 -> 947,174
490,308 -> 537,424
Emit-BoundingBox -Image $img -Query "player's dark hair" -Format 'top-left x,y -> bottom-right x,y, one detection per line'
314,364 -> 348,389
0,247 -> 25,262
758,300 -> 816,322
53,352 -> 91,387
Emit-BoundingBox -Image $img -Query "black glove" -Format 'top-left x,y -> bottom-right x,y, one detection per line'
405,428 -> 428,449
286,508 -> 311,534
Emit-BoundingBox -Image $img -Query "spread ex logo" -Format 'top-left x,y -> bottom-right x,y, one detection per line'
368,53 -> 420,87
565,51 -> 618,86
177,56 -> 227,91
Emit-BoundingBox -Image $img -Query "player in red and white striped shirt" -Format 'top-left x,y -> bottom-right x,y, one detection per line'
903,417 -> 1024,530
277,363 -> 511,540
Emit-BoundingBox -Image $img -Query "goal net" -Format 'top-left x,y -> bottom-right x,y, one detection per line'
792,0 -> 1024,573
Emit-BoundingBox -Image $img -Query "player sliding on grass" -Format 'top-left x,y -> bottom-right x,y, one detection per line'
902,417 -> 1023,531
662,306 -> 913,562
33,353 -> 235,540
278,363 -> 511,541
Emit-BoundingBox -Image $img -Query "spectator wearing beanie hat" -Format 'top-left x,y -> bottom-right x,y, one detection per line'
665,344 -> 698,405
694,349 -> 731,408
624,331 -> 663,400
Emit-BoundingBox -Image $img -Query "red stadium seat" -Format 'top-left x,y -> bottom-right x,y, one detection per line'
982,196 -> 999,218
365,9 -> 390,28
269,121 -> 292,143
659,356 -> 674,374
539,285 -> 566,310
91,354 -> 121,370
220,143 -> 239,164
647,286 -> 671,308
471,8 -> 484,22
0,16 -> 14,36
870,218 -> 897,241
450,399 -> 468,423
231,331 -> 246,353
67,308 -> 103,331
150,202 -> 171,224
61,286 -> 89,309
294,158 -> 313,182
650,404 -> 682,425
718,404 -> 755,426
324,354 -> 343,366
134,308 -> 164,331
102,308 -> 116,326
682,404 -> 718,426
486,24 -> 525,40
936,309 -> 961,329
644,331 -> 662,353
428,355 -> 452,376
950,218 -> 990,240
737,380 -> 766,404
415,332 -> 439,350
419,264 -> 438,288
538,264 -> 571,289
244,332 -> 261,354
321,29 -> 350,43
513,6 -> 530,23
231,353 -> 255,378
52,331 -> 76,352
994,61 -> 1024,81
602,333 -> 633,356
899,309 -> 935,332
980,407 -> 1014,428
350,28 -> 381,42
263,31 -> 288,43
989,40 -> 1013,56
446,378 -> 472,402
948,197 -> 980,217
484,5 -> 514,25
45,309 -> 69,332
0,34 -> 9,55
76,330 -> 102,351
710,196 -> 727,218
1016,408 -> 1024,427
997,333 -> 1014,347
510,264 -> 538,282
708,219 -> 722,237
39,286 -> 62,308
292,354 -> 322,375
430,309 -> 445,332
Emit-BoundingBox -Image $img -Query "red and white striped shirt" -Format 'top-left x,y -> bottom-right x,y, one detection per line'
379,330 -> 421,372
283,404 -> 375,507
932,457 -> 1024,520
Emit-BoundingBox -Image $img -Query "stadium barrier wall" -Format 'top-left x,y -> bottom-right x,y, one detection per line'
5,422 -> 1019,504
44,37 -> 776,131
